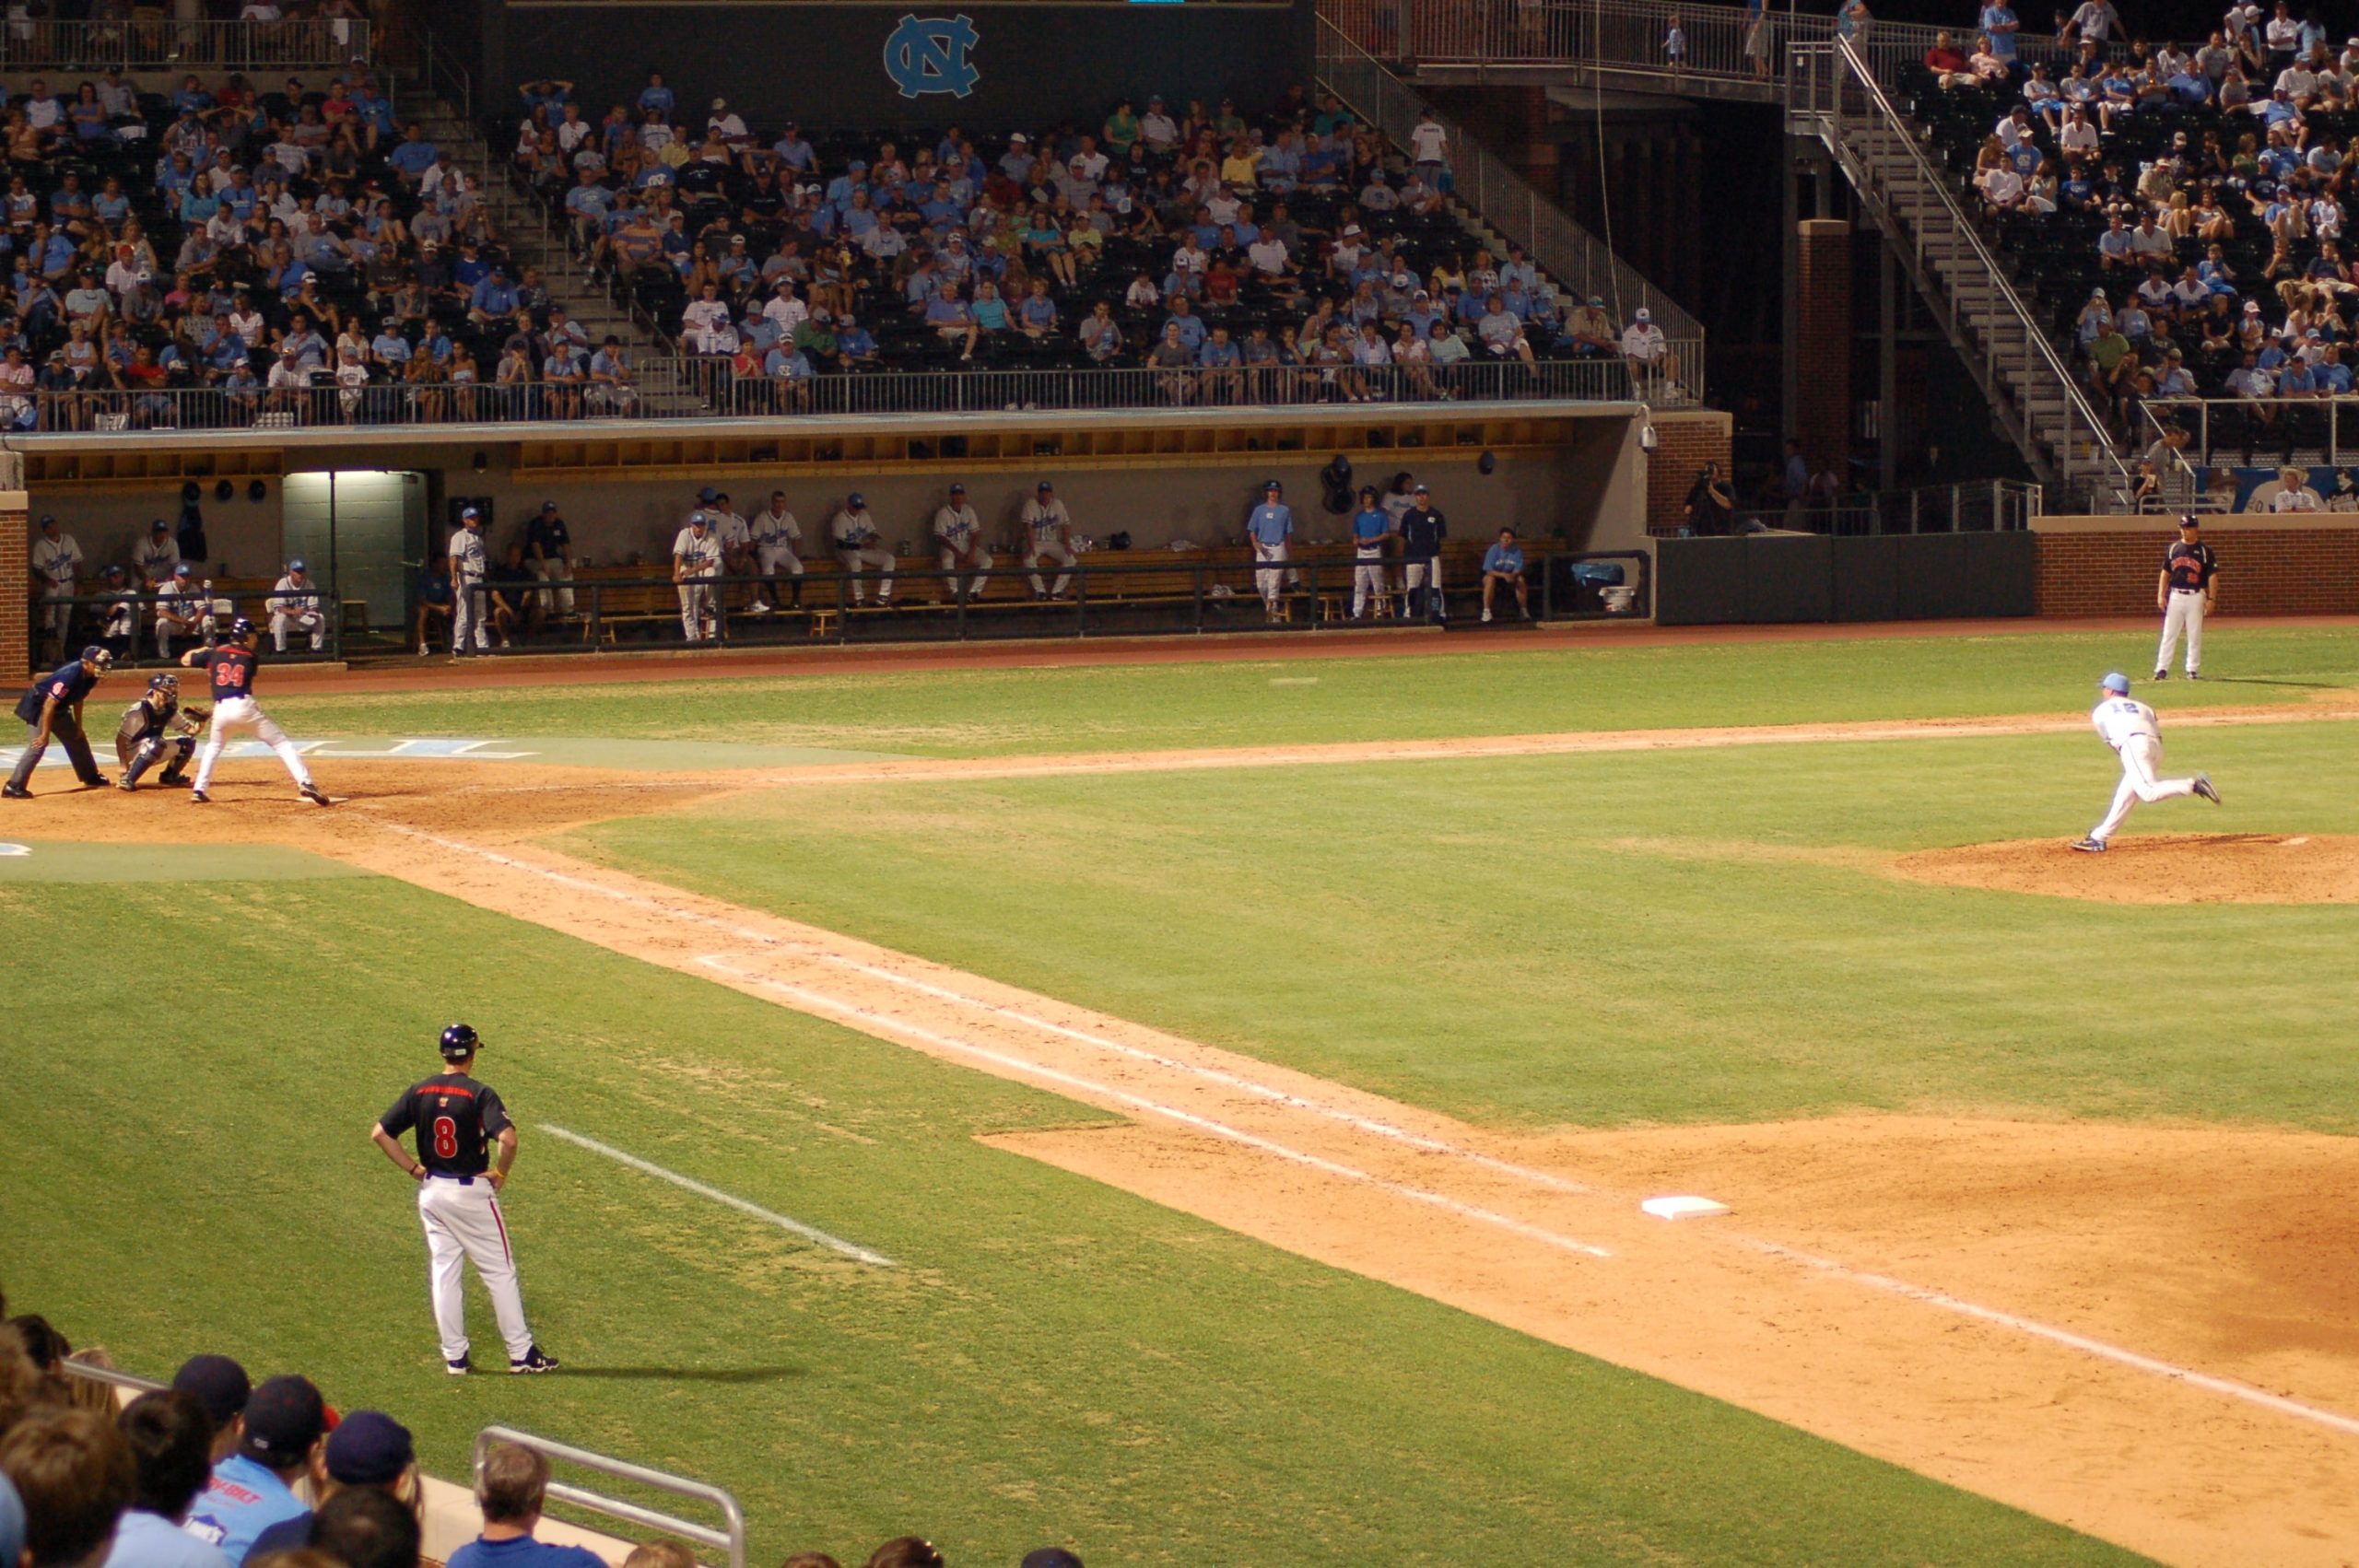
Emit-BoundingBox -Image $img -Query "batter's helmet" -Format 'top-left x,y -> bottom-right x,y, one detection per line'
229,616 -> 256,638
2101,672 -> 2130,694
439,1024 -> 480,1060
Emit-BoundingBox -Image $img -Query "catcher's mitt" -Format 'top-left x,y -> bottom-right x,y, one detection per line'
180,705 -> 211,727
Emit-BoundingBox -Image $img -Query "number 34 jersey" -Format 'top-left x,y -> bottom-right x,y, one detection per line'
381,1071 -> 511,1176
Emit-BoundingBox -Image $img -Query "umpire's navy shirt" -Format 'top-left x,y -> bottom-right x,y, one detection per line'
15,660 -> 99,724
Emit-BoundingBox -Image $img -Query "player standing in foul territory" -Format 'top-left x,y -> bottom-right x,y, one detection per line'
2154,514 -> 2217,680
182,617 -> 331,806
2071,672 -> 2221,852
370,1024 -> 560,1376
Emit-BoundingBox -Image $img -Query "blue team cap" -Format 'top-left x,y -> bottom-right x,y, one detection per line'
697,486 -> 719,502
848,491 -> 865,506
460,505 -> 480,521
172,563 -> 192,578
287,558 -> 305,572
2101,672 -> 2130,694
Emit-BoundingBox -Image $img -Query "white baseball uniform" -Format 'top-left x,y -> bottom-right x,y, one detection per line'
30,531 -> 81,650
933,502 -> 991,599
673,520 -> 723,639
448,526 -> 490,651
1022,497 -> 1075,597
831,509 -> 894,602
153,578 -> 215,657
381,1068 -> 538,1366
2089,695 -> 2199,843
135,532 -> 182,587
268,572 -> 326,651
751,505 -> 804,605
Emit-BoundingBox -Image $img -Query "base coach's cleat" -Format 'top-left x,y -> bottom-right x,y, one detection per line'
510,1346 -> 560,1375
447,1355 -> 472,1377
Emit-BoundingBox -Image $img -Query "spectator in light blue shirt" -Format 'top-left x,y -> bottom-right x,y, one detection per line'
1481,528 -> 1529,621
468,268 -> 520,328
183,1377 -> 327,1567
1163,295 -> 1207,351
1979,1 -> 2019,60
105,1392 -> 236,1568
635,71 -> 675,121
447,1445 -> 608,1568
387,124 -> 439,181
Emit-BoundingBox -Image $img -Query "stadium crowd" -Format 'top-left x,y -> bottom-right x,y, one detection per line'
0,1295 -> 1087,1568
0,48 -> 610,432
507,71 -> 1681,403
1914,0 -> 2359,461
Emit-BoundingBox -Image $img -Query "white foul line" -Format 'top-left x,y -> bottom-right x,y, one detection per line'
695,954 -> 1614,1260
540,1123 -> 894,1267
380,823 -> 2359,1442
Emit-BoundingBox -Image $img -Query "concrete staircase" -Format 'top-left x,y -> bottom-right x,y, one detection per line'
1790,41 -> 2128,508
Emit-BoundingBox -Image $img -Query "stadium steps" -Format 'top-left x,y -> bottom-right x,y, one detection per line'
1792,42 -> 2132,509
396,94 -> 709,417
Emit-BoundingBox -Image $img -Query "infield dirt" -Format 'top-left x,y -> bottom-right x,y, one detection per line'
22,701 -> 2359,1567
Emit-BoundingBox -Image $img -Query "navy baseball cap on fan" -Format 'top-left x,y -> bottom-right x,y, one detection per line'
171,1354 -> 251,1430
324,1411 -> 414,1486
2102,672 -> 2130,694
241,1375 -> 327,1463
1021,1552 -> 1084,1568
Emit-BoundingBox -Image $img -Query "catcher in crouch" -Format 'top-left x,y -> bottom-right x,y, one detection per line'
116,673 -> 205,790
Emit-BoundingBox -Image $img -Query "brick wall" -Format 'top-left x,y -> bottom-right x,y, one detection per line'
0,494 -> 25,683
2036,521 -> 2359,615
1644,410 -> 1734,537
1794,217 -> 1852,475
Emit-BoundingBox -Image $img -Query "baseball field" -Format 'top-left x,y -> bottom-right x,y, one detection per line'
6,620 -> 2359,1567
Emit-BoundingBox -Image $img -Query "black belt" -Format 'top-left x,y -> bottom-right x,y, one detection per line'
2171,587 -> 2204,594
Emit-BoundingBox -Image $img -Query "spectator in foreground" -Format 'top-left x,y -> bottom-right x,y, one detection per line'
447,1445 -> 605,1568
619,1545 -> 696,1568
0,1407 -> 135,1568
862,1543 -> 942,1568
774,1556 -> 838,1568
305,1487 -> 424,1568
183,1377 -> 326,1567
246,1411 -> 419,1559
166,1360 -> 248,1466
107,1393 -> 229,1568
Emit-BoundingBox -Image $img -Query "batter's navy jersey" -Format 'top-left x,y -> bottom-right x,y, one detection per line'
188,645 -> 259,701
14,660 -> 100,723
381,1072 -> 511,1176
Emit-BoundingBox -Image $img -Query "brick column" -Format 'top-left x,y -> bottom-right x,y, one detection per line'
1794,217 -> 1852,475
1645,410 -> 1735,536
0,490 -> 25,683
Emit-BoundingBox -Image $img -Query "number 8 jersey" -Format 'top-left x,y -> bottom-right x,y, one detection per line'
381,1071 -> 511,1176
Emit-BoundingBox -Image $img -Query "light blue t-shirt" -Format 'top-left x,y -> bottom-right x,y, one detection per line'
183,1457 -> 305,1566
108,1510 -> 234,1568
1351,508 -> 1390,545
1483,541 -> 1525,575
1247,502 -> 1294,545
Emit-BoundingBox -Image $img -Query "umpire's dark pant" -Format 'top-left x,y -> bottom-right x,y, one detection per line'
9,709 -> 104,790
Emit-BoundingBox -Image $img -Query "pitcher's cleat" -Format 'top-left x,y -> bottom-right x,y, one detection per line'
2069,837 -> 2107,853
299,783 -> 332,807
2194,774 -> 2221,804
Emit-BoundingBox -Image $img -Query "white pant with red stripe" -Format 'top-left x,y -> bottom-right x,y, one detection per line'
417,1175 -> 535,1363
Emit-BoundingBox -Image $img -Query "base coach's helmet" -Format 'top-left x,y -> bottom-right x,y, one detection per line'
439,1024 -> 480,1060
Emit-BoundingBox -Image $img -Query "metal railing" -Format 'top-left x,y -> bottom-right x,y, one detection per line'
55,1359 -> 164,1398
1715,478 -> 2041,535
6,352 -> 1668,437
2144,394 -> 2359,477
431,551 -> 1651,653
1320,0 -> 2070,95
1791,35 -> 2130,507
1314,17 -> 1704,397
0,18 -> 369,71
475,1427 -> 743,1568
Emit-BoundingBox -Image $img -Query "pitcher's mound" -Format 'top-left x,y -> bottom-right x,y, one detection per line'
1894,834 -> 2359,904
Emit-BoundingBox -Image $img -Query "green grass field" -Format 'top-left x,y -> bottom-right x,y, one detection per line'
11,626 -> 2354,1565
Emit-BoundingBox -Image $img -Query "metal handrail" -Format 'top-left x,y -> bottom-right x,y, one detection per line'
1797,34 -> 2130,504
474,1427 -> 744,1568
55,1360 -> 166,1397
0,18 -> 368,71
1313,15 -> 1704,395
1718,477 -> 2042,534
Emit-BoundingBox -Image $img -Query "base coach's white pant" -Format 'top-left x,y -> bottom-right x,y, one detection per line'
191,696 -> 315,792
1253,539 -> 1290,610
418,1175 -> 534,1363
2093,731 -> 2198,842
2156,589 -> 2206,676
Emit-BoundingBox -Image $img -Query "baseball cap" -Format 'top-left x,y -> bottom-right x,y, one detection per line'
172,564 -> 193,579
288,558 -> 305,572
540,500 -> 557,512
2101,672 -> 2130,693
324,1411 -> 414,1486
848,491 -> 865,506
948,482 -> 966,494
1036,480 -> 1054,493
241,1375 -> 327,1462
1636,307 -> 1652,322
170,1354 -> 251,1429
460,505 -> 480,521
697,486 -> 718,502
1413,483 -> 1430,495
1021,1553 -> 1084,1568
149,517 -> 170,532
1262,478 -> 1282,490
80,645 -> 111,667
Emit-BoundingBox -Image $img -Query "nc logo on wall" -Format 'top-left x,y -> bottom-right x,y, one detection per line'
884,13 -> 981,99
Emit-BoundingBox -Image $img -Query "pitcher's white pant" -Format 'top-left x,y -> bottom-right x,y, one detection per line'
2155,590 -> 2206,676
836,546 -> 896,603
528,556 -> 575,616
2092,732 -> 2198,842
1253,540 -> 1290,610
1025,538 -> 1075,597
452,577 -> 490,651
417,1175 -> 534,1363
190,696 -> 315,792
676,579 -> 718,640
1352,551 -> 1387,616
270,609 -> 325,652
939,547 -> 992,600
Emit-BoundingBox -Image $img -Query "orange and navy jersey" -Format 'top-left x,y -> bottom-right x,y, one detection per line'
189,643 -> 259,701
2165,540 -> 2216,592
